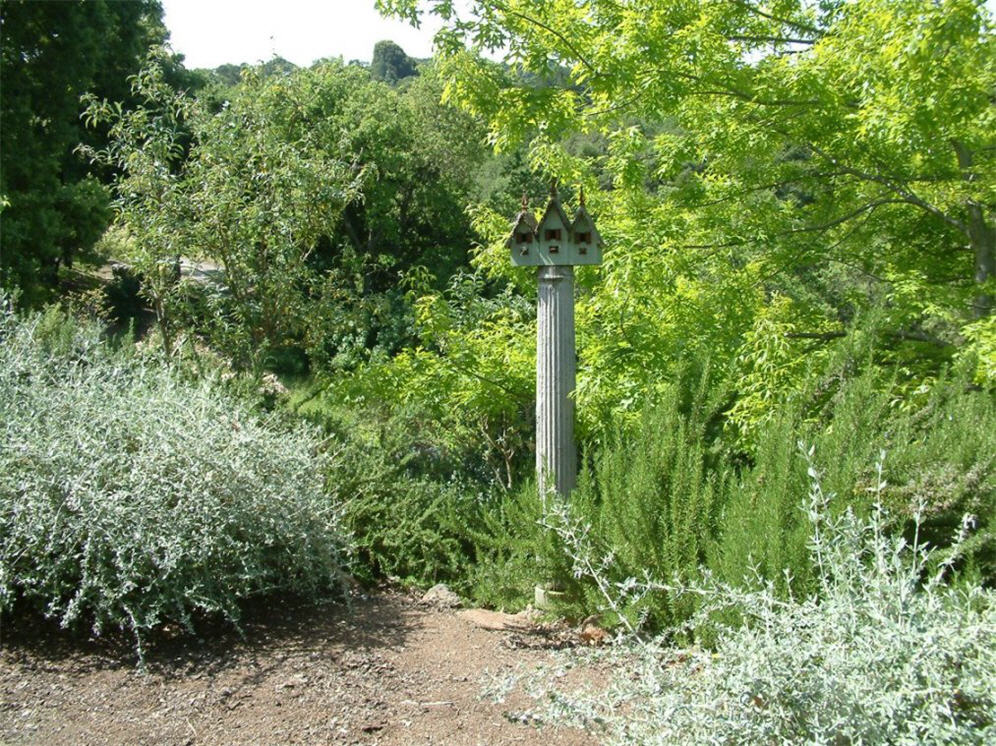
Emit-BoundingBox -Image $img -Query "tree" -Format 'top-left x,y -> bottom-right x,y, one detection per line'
87,55 -> 486,373
378,0 -> 995,410
84,54 -> 366,368
80,49 -> 195,359
370,40 -> 417,84
0,0 -> 168,302
178,63 -> 364,372
327,62 -> 486,283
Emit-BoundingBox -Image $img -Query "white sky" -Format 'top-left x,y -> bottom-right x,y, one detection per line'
161,0 -> 444,69
162,0 -> 996,71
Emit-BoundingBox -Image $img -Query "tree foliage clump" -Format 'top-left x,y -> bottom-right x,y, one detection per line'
0,299 -> 350,659
331,269 -> 536,489
370,39 -> 417,84
0,0 -> 191,303
379,0 -> 995,429
433,340 -> 993,627
85,50 -> 486,373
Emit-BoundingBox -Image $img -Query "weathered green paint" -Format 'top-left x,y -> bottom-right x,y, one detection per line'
508,188 -> 603,267
509,186 -> 602,498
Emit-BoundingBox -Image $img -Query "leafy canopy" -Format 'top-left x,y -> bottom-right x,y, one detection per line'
0,0 -> 183,302
378,0 -> 996,428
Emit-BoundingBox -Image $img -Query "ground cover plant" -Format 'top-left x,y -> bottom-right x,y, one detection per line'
499,453 -> 996,745
0,298 -> 350,659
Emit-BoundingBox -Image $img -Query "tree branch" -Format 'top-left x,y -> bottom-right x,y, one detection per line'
792,137 -> 970,235
726,35 -> 815,45
496,3 -> 599,78
729,0 -> 822,36
678,197 -> 903,250
786,198 -> 907,234
890,329 -> 954,347
694,171 -> 848,208
785,331 -> 846,341
786,329 -> 953,348
674,71 -> 821,107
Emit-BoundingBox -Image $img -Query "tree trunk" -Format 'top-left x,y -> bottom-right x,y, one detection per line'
153,294 -> 173,362
954,140 -> 995,317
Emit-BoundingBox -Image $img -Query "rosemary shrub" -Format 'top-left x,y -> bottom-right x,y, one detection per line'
513,449 -> 995,744
0,301 -> 350,658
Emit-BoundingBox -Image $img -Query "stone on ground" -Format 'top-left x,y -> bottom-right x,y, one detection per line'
421,583 -> 462,608
456,608 -> 539,631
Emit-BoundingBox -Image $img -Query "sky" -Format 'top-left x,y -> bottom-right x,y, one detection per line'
160,0 -> 444,69
162,0 -> 996,71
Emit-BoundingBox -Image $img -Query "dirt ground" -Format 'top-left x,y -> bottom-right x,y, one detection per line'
0,591 -> 605,745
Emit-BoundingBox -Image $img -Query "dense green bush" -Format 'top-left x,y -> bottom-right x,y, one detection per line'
286,383 -> 524,595
327,269 -> 537,492
508,460 -> 996,745
538,372 -> 727,629
0,301 -> 350,657
309,337 -> 993,625
288,387 -> 473,585
714,362 -> 996,594
519,353 -> 995,631
285,383 -> 551,606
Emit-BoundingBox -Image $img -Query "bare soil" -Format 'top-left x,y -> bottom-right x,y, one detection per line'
0,591 -> 604,745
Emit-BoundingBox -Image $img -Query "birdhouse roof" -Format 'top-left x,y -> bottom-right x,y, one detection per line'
537,194 -> 571,232
572,205 -> 604,246
513,209 -> 538,232
506,208 -> 538,248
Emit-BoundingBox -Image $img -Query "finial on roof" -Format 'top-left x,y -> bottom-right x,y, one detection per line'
579,185 -> 585,207
521,193 -> 528,211
550,178 -> 559,199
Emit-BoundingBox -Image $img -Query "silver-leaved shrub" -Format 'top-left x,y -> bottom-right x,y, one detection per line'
0,298 -> 349,657
514,450 -> 995,744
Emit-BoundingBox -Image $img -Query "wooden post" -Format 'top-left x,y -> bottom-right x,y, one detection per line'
507,183 -> 602,500
536,265 -> 576,499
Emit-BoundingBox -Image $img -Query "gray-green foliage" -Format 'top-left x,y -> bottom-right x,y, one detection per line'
0,299 -> 349,657
512,455 -> 996,745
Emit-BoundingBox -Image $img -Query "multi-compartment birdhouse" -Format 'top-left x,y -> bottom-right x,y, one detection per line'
508,182 -> 603,500
507,185 -> 602,267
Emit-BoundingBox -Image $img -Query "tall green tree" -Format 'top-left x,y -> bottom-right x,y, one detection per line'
370,39 -> 417,84
379,0 -> 996,417
0,0 -> 168,302
80,49 -> 196,360
179,63 -> 365,371
83,55 -> 366,368
331,62 -> 485,286
87,55 -> 486,372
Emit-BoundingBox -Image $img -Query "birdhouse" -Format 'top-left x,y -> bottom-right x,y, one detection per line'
506,196 -> 539,263
569,197 -> 603,266
509,184 -> 602,267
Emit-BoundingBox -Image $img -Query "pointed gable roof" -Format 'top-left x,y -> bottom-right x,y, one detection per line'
571,204 -> 604,247
506,194 -> 539,249
537,181 -> 571,234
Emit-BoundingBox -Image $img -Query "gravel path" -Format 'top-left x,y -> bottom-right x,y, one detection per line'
1,591 -> 603,745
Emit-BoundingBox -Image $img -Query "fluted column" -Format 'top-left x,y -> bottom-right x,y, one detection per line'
536,265 -> 576,500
